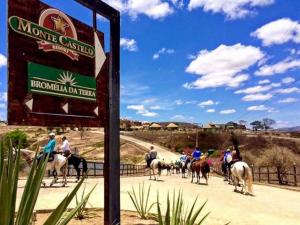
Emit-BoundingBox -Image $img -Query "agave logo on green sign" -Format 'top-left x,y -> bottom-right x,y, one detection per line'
28,62 -> 96,101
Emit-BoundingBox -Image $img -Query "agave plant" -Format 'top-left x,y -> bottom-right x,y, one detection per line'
128,182 -> 156,219
0,139 -> 94,225
157,191 -> 227,225
75,184 -> 97,220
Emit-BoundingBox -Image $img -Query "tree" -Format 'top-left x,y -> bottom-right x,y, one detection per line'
238,120 -> 247,125
262,118 -> 276,130
250,120 -> 264,131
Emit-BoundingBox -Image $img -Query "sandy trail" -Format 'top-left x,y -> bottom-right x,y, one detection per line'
16,134 -> 300,225
16,175 -> 300,225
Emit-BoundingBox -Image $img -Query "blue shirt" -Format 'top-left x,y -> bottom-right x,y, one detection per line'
224,152 -> 232,163
43,139 -> 56,154
180,155 -> 187,162
192,150 -> 201,160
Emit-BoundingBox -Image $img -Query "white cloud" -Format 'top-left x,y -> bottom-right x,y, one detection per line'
206,109 -> 215,113
235,85 -> 272,94
127,0 -> 174,19
247,105 -> 268,111
149,105 -> 161,110
188,0 -> 274,20
103,0 -> 174,19
0,54 -> 7,68
142,98 -> 157,104
127,104 -> 158,117
120,38 -> 138,51
0,103 -> 6,109
127,105 -> 158,117
281,77 -> 295,84
258,79 -> 270,84
278,98 -> 298,103
175,99 -> 183,105
184,44 -> 264,89
121,83 -> 149,97
198,100 -> 218,108
242,93 -> 272,101
0,92 -> 7,102
255,58 -> 300,76
171,0 -> 184,8
251,18 -> 300,46
276,87 -> 300,94
220,109 -> 236,114
102,0 -> 127,12
153,48 -> 175,60
171,114 -> 185,120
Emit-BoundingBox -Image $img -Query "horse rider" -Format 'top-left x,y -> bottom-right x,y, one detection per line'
191,147 -> 202,166
146,146 -> 157,167
59,136 -> 71,157
221,148 -> 232,181
180,151 -> 187,164
229,145 -> 242,167
37,132 -> 56,163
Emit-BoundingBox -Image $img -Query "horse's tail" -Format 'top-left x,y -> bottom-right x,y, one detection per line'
243,165 -> 253,194
81,158 -> 88,174
203,161 -> 210,174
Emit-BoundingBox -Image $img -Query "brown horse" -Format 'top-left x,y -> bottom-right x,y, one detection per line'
190,156 -> 210,185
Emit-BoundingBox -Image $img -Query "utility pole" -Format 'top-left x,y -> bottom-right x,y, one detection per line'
194,123 -> 202,148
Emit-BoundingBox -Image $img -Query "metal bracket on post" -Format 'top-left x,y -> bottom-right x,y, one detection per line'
74,1 -> 120,224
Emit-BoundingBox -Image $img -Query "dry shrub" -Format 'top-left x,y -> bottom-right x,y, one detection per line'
257,146 -> 300,168
271,138 -> 300,155
241,135 -> 268,155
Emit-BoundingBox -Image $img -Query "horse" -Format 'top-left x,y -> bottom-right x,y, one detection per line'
20,149 -> 67,187
145,153 -> 165,180
67,154 -> 88,182
190,156 -> 210,185
230,161 -> 253,195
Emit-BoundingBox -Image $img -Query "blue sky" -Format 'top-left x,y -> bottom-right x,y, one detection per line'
1,0 -> 300,127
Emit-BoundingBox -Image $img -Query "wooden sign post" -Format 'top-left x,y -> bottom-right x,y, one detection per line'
7,0 -> 120,224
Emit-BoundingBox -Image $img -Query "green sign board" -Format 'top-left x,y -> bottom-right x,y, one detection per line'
28,62 -> 96,101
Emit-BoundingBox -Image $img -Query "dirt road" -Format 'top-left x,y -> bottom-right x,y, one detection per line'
17,175 -> 300,225
16,134 -> 300,225
120,134 -> 180,162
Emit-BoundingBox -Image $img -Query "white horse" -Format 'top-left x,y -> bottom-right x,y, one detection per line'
20,149 -> 68,187
149,159 -> 164,181
230,161 -> 253,195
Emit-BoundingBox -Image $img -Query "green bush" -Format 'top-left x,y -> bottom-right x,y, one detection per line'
5,130 -> 28,148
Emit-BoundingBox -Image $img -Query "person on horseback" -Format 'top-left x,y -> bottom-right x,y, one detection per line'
146,146 -> 157,168
180,151 -> 187,163
191,147 -> 201,166
221,148 -> 232,181
59,136 -> 71,157
37,132 -> 56,163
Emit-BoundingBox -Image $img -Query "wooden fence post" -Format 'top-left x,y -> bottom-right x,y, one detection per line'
293,163 -> 297,187
267,166 -> 270,183
258,167 -> 261,182
251,165 -> 254,181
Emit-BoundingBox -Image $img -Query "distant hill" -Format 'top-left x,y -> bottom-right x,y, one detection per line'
277,126 -> 300,132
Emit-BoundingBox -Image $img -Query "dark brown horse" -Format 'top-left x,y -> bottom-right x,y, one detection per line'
190,156 -> 210,185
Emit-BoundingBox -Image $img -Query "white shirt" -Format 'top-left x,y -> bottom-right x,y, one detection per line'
61,139 -> 70,152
